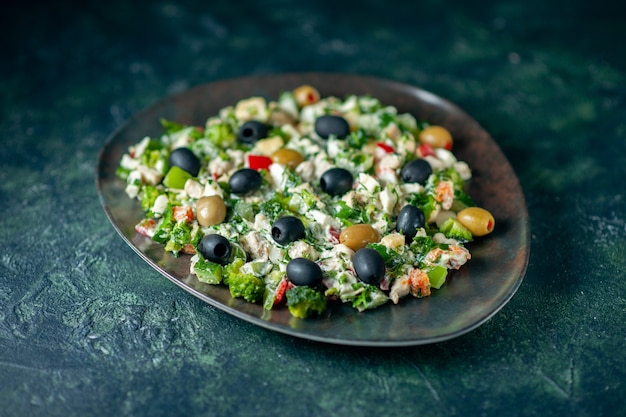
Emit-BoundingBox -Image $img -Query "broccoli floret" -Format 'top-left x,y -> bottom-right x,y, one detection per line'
259,192 -> 293,221
164,220 -> 195,255
205,122 -> 235,148
139,140 -> 168,172
285,286 -> 327,318
224,258 -> 265,303
439,217 -> 473,243
140,185 -> 162,213
228,273 -> 265,303
351,285 -> 389,312
194,258 -> 223,285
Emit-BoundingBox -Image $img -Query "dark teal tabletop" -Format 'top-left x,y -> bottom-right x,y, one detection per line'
2,1 -> 625,416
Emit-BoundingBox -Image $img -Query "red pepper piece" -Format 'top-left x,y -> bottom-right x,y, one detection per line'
273,276 -> 294,305
417,143 -> 436,157
247,154 -> 273,171
172,206 -> 193,222
135,218 -> 157,237
376,142 -> 395,153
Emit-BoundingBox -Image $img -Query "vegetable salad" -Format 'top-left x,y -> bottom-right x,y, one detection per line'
117,85 -> 495,318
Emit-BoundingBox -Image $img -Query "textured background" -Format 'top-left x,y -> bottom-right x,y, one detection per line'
2,0 -> 625,416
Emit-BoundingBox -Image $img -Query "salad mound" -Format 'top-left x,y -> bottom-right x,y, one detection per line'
117,84 -> 495,318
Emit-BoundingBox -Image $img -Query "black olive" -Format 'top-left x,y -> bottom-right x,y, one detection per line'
353,248 -> 386,285
401,159 -> 432,184
198,234 -> 232,265
229,168 -> 262,195
238,120 -> 269,144
272,216 -> 305,245
286,258 -> 323,287
396,204 -> 425,244
169,147 -> 201,177
320,167 -> 353,196
314,115 -> 350,139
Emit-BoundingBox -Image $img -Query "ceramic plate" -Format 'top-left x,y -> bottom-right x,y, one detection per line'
96,73 -> 529,346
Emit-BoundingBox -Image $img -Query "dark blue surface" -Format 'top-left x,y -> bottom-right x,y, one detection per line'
2,1 -> 625,416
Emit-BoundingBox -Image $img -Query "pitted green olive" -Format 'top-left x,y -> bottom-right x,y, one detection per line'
419,125 -> 453,150
293,85 -> 320,107
456,207 -> 495,237
196,195 -> 227,227
271,148 -> 304,170
340,224 -> 380,251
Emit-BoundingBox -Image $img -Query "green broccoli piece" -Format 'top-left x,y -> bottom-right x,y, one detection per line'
351,285 -> 389,312
164,220 -> 195,255
194,258 -> 223,285
259,192 -> 293,221
140,185 -> 162,213
205,122 -> 236,148
139,140 -> 168,172
439,217 -> 473,243
224,258 -> 265,303
286,286 -> 327,318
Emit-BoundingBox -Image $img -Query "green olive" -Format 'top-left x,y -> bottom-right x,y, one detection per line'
196,195 -> 227,227
271,148 -> 305,170
293,85 -> 320,107
419,125 -> 453,150
340,224 -> 380,251
456,207 -> 495,237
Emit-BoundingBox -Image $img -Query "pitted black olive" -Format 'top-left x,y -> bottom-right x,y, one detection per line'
238,120 -> 269,144
396,204 -> 426,244
320,167 -> 353,196
169,147 -> 201,177
287,258 -> 323,287
198,234 -> 232,265
401,159 -> 432,185
229,168 -> 263,195
314,115 -> 350,139
272,216 -> 305,245
353,248 -> 386,285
